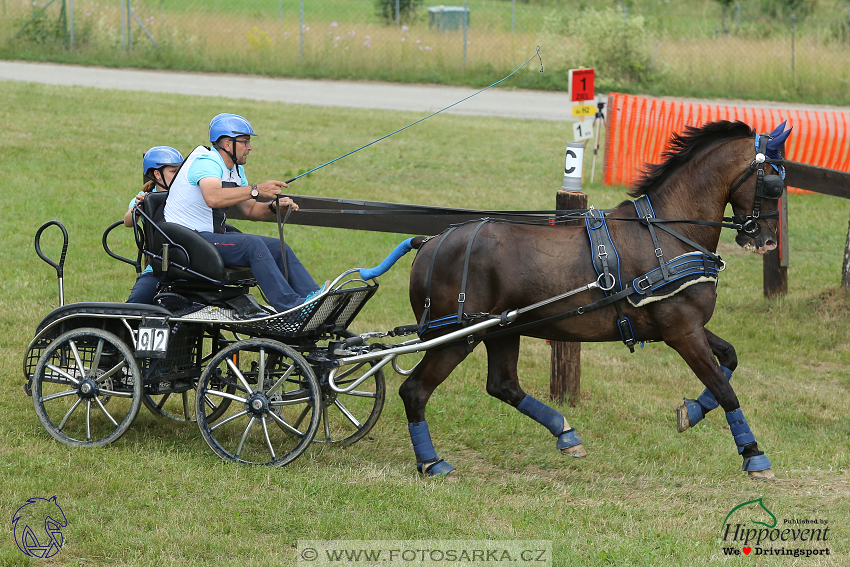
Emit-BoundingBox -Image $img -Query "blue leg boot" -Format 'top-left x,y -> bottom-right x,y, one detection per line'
408,421 -> 455,477
517,395 -> 586,457
677,365 -> 733,433
726,408 -> 773,478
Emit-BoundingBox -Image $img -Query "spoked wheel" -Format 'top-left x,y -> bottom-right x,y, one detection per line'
141,329 -> 236,423
32,328 -> 142,447
195,338 -> 321,466
314,330 -> 385,445
142,380 -> 197,422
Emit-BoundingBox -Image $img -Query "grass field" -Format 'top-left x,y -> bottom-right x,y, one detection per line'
2,80 -> 850,566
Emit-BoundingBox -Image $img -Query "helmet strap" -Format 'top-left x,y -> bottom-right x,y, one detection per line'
215,138 -> 239,169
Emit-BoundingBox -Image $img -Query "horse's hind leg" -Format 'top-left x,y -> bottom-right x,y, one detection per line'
398,345 -> 470,477
676,328 -> 738,432
484,335 -> 586,458
665,326 -> 773,480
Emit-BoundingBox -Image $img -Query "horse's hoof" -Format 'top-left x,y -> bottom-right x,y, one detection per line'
748,468 -> 775,481
420,459 -> 456,478
560,443 -> 587,458
676,404 -> 691,433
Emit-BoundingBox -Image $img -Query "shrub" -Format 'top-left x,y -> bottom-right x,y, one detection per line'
539,6 -> 659,92
374,0 -> 422,25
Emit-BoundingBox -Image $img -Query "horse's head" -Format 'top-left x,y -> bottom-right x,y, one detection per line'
728,121 -> 792,254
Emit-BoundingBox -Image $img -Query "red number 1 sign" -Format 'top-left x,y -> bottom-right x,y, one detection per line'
569,68 -> 595,102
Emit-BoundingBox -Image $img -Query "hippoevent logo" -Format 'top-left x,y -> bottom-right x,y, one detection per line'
720,497 -> 830,559
12,496 -> 68,559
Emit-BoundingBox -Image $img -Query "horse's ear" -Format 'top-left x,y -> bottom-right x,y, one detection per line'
769,120 -> 787,138
767,128 -> 792,154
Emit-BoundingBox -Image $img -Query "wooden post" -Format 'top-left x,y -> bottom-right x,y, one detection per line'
763,192 -> 788,297
551,189 -> 587,406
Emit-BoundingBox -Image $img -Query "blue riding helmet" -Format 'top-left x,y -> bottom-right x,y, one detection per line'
142,146 -> 184,189
208,113 -> 258,143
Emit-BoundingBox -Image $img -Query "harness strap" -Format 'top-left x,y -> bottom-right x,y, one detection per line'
457,220 -> 490,325
613,300 -> 636,352
441,286 -> 635,349
584,207 -> 619,291
650,222 -> 722,264
634,196 -> 668,282
418,226 -> 458,333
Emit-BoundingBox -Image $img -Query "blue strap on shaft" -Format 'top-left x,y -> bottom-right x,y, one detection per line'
360,238 -> 414,280
517,395 -> 565,436
408,421 -> 438,464
726,408 -> 756,454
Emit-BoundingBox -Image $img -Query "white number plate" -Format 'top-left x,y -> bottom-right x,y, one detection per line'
137,325 -> 169,358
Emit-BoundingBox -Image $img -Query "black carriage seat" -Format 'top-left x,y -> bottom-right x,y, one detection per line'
141,192 -> 254,285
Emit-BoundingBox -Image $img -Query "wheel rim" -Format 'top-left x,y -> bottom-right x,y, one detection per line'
32,328 -> 142,447
195,339 -> 320,466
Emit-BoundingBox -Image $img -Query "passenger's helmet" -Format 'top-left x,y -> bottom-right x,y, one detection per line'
142,146 -> 183,189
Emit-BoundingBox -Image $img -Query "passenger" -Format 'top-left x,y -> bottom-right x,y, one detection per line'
162,113 -> 325,312
125,146 -> 183,304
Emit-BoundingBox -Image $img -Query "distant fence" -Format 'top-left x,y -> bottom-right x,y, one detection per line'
602,92 -> 850,192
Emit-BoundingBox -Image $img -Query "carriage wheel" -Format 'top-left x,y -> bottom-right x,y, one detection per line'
314,330 -> 385,446
141,329 -> 236,423
32,328 -> 142,448
195,338 -> 321,466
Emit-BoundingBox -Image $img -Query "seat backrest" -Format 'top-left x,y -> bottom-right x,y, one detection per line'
148,222 -> 227,282
144,191 -> 169,224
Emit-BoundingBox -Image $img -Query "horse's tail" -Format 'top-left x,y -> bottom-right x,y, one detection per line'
359,236 -> 426,280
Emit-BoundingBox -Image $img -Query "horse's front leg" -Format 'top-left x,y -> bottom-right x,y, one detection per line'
664,326 -> 773,480
676,328 -> 738,432
398,344 -> 470,477
483,334 -> 586,458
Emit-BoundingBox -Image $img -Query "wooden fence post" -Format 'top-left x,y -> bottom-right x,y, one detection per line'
550,190 -> 587,406
763,192 -> 788,297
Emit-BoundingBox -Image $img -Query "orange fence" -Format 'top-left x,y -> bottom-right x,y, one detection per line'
602,93 -> 850,194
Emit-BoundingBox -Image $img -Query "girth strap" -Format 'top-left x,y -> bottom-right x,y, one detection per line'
584,207 -> 620,292
634,195 -> 668,283
418,226 -> 459,333
457,220 -> 490,325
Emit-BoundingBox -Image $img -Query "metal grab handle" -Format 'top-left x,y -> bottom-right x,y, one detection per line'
34,220 -> 68,276
102,220 -> 142,271
34,220 -> 69,307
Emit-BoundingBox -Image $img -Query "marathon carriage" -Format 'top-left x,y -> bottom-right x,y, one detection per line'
22,190 -> 399,467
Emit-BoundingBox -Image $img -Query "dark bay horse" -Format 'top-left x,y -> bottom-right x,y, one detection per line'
402,120 -> 791,480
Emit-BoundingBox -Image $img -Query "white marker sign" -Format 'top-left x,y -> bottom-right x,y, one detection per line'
572,119 -> 594,142
562,142 -> 585,191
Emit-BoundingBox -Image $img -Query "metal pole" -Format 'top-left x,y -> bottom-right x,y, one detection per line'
298,0 -> 304,64
624,6 -> 628,23
736,2 -> 741,32
127,0 -> 133,51
279,0 -> 282,22
511,0 -> 515,32
463,0 -> 468,67
395,0 -> 400,26
791,13 -> 796,82
68,0 -> 74,47
121,0 -> 126,51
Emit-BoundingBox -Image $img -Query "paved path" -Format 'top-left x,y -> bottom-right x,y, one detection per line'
2,60 -> 848,120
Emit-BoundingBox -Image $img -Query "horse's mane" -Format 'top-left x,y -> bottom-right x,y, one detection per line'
627,120 -> 755,198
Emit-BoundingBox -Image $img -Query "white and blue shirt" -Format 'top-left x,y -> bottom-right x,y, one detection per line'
163,146 -> 248,233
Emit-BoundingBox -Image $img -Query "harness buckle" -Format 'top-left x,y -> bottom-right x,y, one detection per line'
424,298 -> 431,308
458,293 -> 465,303
597,244 -> 608,258
654,247 -> 663,258
636,276 -> 651,292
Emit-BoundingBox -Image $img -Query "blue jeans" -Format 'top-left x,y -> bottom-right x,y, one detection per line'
126,271 -> 162,304
198,232 -> 318,312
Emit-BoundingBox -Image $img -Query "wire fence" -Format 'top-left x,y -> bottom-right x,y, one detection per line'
3,0 -> 850,104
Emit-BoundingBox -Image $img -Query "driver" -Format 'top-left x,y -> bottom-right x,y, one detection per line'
163,113 -> 325,312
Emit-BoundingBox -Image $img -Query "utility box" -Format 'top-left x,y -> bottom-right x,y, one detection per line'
428,6 -> 469,31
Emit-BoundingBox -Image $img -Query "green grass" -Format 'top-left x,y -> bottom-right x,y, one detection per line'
2,80 -> 850,566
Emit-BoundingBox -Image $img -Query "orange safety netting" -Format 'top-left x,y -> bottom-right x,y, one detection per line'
602,93 -> 850,195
